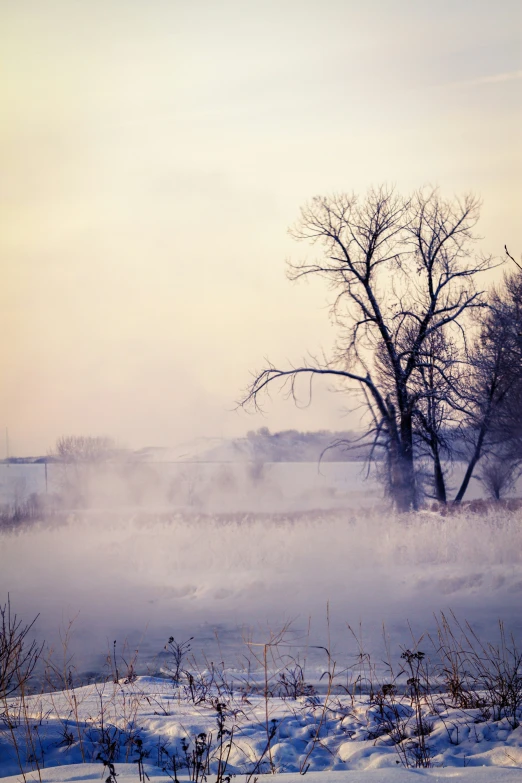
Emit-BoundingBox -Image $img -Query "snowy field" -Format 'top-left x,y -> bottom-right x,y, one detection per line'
2,670 -> 522,779
1,464 -> 522,779
3,771 -> 522,783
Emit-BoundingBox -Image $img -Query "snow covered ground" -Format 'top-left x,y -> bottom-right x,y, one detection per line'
3,766 -> 522,783
2,673 -> 522,779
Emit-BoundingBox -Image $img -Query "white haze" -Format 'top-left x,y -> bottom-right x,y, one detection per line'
1,471 -> 522,679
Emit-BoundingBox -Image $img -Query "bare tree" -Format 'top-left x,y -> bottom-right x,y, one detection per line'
475,455 -> 520,501
49,435 -> 121,509
240,187 -> 496,511
489,263 -> 522,457
454,263 -> 522,503
51,435 -> 117,463
1,597 -> 42,700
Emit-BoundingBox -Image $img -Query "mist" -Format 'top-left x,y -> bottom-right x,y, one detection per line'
2,465 -> 521,680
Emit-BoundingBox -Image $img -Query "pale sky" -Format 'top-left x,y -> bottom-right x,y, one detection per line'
1,0 -> 521,455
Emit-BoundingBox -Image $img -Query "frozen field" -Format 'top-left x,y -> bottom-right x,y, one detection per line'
3,770 -> 522,783
3,673 -> 522,779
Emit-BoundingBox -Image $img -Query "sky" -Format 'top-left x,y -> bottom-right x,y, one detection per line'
1,0 -> 521,456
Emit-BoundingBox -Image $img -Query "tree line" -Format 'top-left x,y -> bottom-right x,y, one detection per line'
240,187 -> 522,511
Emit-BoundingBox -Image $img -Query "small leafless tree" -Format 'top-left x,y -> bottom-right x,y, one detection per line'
240,187 -> 496,511
475,456 -> 520,501
51,435 -> 117,463
49,435 -> 122,508
1,597 -> 43,701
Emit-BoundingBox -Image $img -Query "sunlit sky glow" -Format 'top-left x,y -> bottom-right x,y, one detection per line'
1,0 -> 521,455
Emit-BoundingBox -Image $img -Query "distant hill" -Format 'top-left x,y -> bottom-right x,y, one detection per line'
135,429 -> 373,463
3,427 -> 476,465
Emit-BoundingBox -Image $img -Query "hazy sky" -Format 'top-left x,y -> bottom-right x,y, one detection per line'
1,0 -> 521,455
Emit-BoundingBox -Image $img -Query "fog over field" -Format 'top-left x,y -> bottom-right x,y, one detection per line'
2,469 -> 522,777
1,464 -> 521,680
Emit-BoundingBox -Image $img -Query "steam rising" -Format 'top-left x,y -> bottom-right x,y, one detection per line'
1,476 -> 521,677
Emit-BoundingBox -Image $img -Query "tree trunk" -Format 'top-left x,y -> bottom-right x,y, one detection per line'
396,455 -> 417,512
433,443 -> 447,504
454,423 -> 487,504
389,413 -> 417,512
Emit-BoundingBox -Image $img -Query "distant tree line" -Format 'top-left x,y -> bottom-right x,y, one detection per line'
242,427 -> 371,462
51,435 -> 120,463
240,187 -> 522,510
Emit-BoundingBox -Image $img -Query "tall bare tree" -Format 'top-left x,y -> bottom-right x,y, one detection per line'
489,263 -> 522,458
454,261 -> 522,503
240,187 -> 496,511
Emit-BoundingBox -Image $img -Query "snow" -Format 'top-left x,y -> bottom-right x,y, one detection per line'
1,676 -> 522,780
2,767 -> 522,782
2,768 -> 522,783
